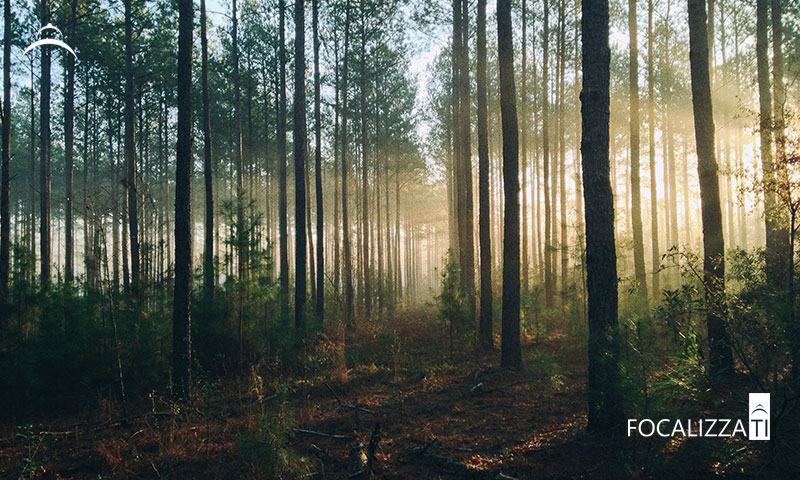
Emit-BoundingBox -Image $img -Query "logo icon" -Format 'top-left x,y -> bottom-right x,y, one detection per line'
23,23 -> 77,59
748,393 -> 770,440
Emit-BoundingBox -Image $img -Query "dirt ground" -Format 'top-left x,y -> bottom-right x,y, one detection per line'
0,308 -> 786,479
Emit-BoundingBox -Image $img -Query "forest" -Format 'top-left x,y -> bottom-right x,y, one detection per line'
0,0 -> 799,477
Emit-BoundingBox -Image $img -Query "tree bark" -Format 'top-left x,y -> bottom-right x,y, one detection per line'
498,0 -> 521,368
39,0 -> 52,288
173,0 -> 193,400
520,0 -> 528,293
629,0 -> 646,300
688,0 -> 732,375
542,0 -> 554,308
201,0 -> 214,298
477,0 -> 492,348
278,0 -> 290,322
294,0 -> 308,344
359,3 -> 371,320
313,0 -> 324,322
647,0 -> 660,298
341,0 -> 355,326
0,0 -> 11,296
124,0 -> 139,295
757,0 -> 786,286
581,0 -> 622,431
453,0 -> 475,320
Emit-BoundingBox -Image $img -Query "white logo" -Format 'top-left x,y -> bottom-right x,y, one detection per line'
749,393 -> 770,441
23,23 -> 77,59
627,392 -> 771,441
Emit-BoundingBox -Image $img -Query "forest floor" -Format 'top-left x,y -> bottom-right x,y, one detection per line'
0,306 -> 780,479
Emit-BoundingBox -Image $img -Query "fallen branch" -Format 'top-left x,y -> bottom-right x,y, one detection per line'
294,428 -> 355,440
30,411 -> 174,437
403,444 -> 518,480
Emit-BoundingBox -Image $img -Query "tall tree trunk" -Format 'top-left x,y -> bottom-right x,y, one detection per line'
477,0 -> 492,348
520,0 -> 528,292
201,0 -> 214,298
558,0 -> 567,303
30,59 -> 36,280
173,0 -> 193,401
232,0 -> 246,365
0,0 -> 11,296
341,0 -> 355,326
581,0 -> 622,432
756,0 -> 787,285
770,0 -> 797,378
292,1 -> 307,346
498,0 -> 521,368
313,0 -> 324,322
124,0 -> 139,295
771,0 -> 784,167
453,0 -> 475,320
359,4 -> 371,320
278,0 -> 290,322
542,0 -> 553,308
629,0 -> 646,300
647,0 -> 659,299
294,0 -> 308,347
63,0 -> 76,284
333,38 -> 341,295
688,0 -> 732,375
39,0 -> 51,287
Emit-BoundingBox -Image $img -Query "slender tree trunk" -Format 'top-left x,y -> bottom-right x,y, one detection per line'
629,0 -> 646,300
30,59 -> 36,280
39,0 -> 52,288
313,0 -> 324,321
581,0 -> 622,432
520,0 -> 529,293
201,0 -> 214,298
542,0 -> 553,308
278,0 -> 290,322
62,0 -> 76,284
477,0 -> 492,348
341,0 -> 355,326
232,0 -> 246,364
558,0 -> 568,303
647,0 -> 660,298
498,0 -> 521,368
307,145 -> 315,306
771,0 -> 784,167
173,0 -> 193,401
453,0 -> 475,320
0,0 -> 11,296
124,0 -> 139,295
295,0 -> 308,347
359,4 -> 371,320
688,0 -> 732,375
756,0 -> 785,286
333,38 -> 341,295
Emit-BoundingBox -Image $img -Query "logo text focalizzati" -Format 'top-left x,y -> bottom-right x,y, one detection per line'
627,418 -> 747,438
627,392 -> 771,441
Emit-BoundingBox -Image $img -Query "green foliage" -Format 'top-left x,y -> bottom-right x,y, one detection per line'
0,271 -> 116,415
236,401 -> 311,479
436,251 -> 470,356
14,424 -> 54,480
